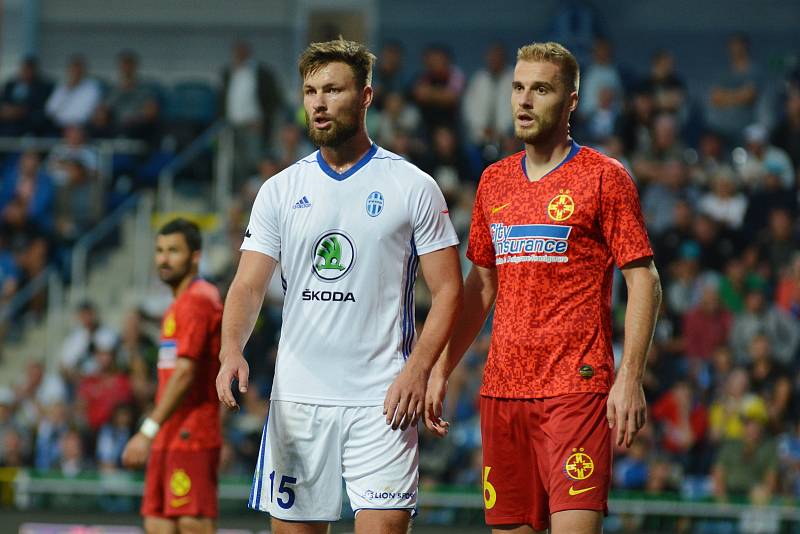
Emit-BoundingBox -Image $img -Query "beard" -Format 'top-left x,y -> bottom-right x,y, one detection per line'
158,262 -> 192,287
306,105 -> 361,148
514,99 -> 568,145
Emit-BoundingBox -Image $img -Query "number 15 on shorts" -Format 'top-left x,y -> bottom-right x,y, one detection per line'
269,471 -> 297,509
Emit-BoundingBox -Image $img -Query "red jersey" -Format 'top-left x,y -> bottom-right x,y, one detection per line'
467,142 -> 652,398
154,278 -> 223,450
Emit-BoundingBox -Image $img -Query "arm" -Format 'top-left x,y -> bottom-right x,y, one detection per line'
121,355 -> 198,469
383,246 -> 462,430
424,263 -> 497,436
607,258 -> 662,447
215,250 -> 276,409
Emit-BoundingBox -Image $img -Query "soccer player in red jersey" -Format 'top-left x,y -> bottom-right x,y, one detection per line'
122,218 -> 223,534
425,42 -> 662,534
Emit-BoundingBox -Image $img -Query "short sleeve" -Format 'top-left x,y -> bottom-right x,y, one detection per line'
174,296 -> 213,360
600,163 -> 653,268
241,180 -> 281,261
411,176 -> 459,255
466,178 -> 495,268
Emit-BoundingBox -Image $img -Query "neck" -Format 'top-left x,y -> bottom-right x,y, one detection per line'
523,131 -> 572,180
172,272 -> 197,298
319,130 -> 373,173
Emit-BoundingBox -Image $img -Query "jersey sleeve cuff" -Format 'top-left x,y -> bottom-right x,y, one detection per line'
240,242 -> 280,263
616,251 -> 654,269
415,237 -> 460,256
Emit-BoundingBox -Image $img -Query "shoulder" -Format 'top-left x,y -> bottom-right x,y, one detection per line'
576,145 -> 630,177
372,146 -> 438,189
177,281 -> 222,311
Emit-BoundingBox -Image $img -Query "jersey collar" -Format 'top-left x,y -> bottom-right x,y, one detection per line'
521,139 -> 581,180
316,143 -> 379,181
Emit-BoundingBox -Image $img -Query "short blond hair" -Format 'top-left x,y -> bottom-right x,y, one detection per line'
298,38 -> 376,88
517,42 -> 580,94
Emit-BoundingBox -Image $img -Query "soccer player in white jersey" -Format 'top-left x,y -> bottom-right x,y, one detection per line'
216,39 -> 463,534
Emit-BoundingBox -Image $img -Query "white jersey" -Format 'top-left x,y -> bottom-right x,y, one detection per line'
241,144 -> 459,405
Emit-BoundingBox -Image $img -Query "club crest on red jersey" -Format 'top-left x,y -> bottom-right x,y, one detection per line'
547,190 -> 575,222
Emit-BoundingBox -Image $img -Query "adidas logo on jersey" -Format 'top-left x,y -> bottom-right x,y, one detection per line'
293,196 -> 312,209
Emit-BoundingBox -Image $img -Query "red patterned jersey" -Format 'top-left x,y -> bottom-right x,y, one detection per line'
154,278 -> 223,450
467,142 -> 653,398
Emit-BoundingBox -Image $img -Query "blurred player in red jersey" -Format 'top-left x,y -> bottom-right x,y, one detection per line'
425,42 -> 662,534
122,218 -> 223,534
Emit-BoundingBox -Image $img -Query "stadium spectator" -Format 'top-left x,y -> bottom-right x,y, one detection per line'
59,428 -> 89,477
707,34 -> 761,145
77,338 -> 133,432
689,131 -> 728,189
731,288 -> 800,365
737,123 -> 795,191
683,278 -> 733,361
0,56 -> 53,136
13,360 -> 68,431
33,400 -> 71,471
45,126 -> 99,185
221,40 -> 285,186
641,158 -> 695,236
633,113 -> 687,185
651,380 -> 708,456
96,403 -> 134,472
578,37 -> 623,122
372,41 -> 407,111
645,49 -> 689,122
0,150 -> 55,232
758,208 -> 796,280
274,121 -> 313,169
412,44 -> 465,135
718,256 -> 767,314
746,334 -> 792,429
418,125 -> 474,190
708,368 -> 767,442
60,301 -> 120,387
373,90 -> 422,149
775,252 -> 800,319
698,166 -> 748,231
711,409 -> 777,502
101,50 -> 160,143
615,82 -> 655,155
53,158 -> 102,245
462,43 -> 513,158
45,55 -> 102,130
771,84 -> 800,170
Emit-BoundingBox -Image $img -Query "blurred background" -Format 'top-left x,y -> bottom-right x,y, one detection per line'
0,0 -> 799,532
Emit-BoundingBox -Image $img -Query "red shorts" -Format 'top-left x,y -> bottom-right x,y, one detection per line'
141,448 -> 220,519
480,393 -> 611,531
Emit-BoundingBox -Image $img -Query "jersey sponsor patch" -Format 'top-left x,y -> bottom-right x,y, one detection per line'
491,222 -> 571,264
158,341 -> 177,369
311,230 -> 356,282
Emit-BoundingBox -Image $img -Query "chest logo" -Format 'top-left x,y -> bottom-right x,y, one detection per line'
547,190 -> 575,222
312,230 -> 356,282
163,313 -> 176,337
366,191 -> 384,217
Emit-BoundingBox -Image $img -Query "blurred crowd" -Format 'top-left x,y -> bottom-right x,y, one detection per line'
1,30 -> 800,529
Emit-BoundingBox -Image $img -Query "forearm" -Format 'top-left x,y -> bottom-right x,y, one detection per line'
434,267 -> 496,379
619,265 -> 661,382
407,281 -> 463,374
221,277 -> 265,355
148,365 -> 194,425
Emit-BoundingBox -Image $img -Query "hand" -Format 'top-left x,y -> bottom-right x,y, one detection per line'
424,370 -> 450,437
122,432 -> 152,469
216,347 -> 249,410
384,362 -> 428,431
607,372 -> 647,448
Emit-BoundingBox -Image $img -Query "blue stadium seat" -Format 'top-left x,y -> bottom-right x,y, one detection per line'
165,81 -> 217,125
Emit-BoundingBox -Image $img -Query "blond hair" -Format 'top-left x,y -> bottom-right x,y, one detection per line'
517,42 -> 580,94
298,38 -> 376,88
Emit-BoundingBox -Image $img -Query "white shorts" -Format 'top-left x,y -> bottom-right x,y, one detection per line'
248,400 -> 419,521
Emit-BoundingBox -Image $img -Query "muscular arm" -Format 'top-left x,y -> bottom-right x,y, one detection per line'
434,264 -> 497,379
216,251 -> 276,408
383,246 -> 462,430
424,263 -> 496,435
148,357 -> 196,425
607,257 -> 662,446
